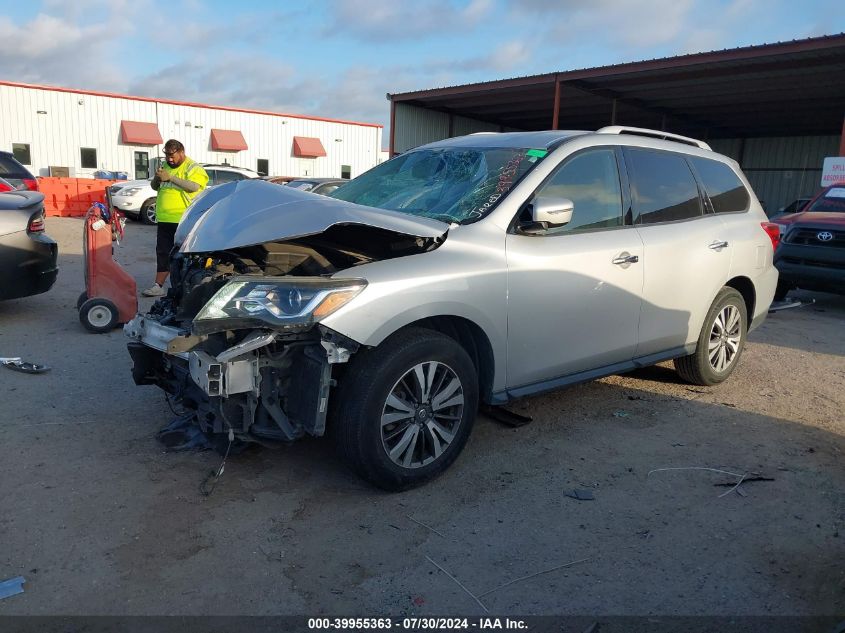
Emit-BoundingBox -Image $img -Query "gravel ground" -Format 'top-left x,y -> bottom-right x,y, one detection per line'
0,217 -> 843,617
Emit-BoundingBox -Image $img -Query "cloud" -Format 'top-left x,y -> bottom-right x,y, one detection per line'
328,0 -> 493,40
0,12 -> 127,91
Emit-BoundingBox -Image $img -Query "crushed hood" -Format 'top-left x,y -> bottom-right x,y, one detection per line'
179,179 -> 449,253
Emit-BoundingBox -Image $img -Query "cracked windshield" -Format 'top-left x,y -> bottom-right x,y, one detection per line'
331,147 -> 546,224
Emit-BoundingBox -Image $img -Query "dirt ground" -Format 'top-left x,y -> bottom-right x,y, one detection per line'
0,217 -> 843,617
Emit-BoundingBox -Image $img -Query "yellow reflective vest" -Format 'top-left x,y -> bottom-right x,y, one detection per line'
156,158 -> 209,223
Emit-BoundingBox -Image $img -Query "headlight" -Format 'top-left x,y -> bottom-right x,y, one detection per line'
119,187 -> 142,196
193,277 -> 366,334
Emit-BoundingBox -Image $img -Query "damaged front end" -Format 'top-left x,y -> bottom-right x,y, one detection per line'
125,180 -> 448,447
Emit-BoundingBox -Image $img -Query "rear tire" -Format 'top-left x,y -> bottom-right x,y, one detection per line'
330,328 -> 479,491
674,287 -> 747,386
76,291 -> 88,310
140,199 -> 157,225
79,298 -> 119,333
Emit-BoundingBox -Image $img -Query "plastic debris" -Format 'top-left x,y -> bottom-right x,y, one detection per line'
564,489 -> 595,501
0,576 -> 25,601
480,404 -> 533,427
612,410 -> 629,418
0,358 -> 50,374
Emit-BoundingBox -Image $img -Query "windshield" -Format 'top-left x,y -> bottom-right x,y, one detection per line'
329,147 -> 546,224
807,187 -> 845,213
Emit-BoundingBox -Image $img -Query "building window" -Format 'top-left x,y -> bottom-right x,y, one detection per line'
12,143 -> 31,165
341,165 -> 351,179
80,147 -> 97,169
134,151 -> 149,180
257,159 -> 269,176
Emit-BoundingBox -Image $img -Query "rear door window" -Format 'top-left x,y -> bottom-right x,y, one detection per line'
625,148 -> 702,224
690,157 -> 750,213
215,170 -> 243,184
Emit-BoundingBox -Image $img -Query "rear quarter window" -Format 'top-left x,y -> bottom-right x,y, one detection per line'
690,157 -> 750,214
625,148 -> 702,224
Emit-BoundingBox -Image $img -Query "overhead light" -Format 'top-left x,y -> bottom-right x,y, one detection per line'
334,138 -> 342,142
36,110 -> 47,114
194,125 -> 203,129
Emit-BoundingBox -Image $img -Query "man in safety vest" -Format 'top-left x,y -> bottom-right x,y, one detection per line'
141,139 -> 209,297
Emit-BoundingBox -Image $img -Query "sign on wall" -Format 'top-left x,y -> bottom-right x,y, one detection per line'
821,157 -> 845,186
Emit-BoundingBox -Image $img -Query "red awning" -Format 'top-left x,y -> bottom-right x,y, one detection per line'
210,129 -> 248,151
120,120 -> 162,145
293,136 -> 326,158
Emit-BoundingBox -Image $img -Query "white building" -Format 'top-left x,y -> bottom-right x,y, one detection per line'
0,80 -> 384,181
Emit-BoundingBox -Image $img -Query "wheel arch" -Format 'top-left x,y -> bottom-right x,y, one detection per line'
725,276 -> 755,330
397,316 -> 496,405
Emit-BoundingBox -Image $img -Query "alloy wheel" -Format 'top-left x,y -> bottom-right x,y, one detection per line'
380,361 -> 464,469
708,305 -> 742,373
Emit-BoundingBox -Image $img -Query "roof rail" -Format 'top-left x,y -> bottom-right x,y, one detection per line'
596,126 -> 711,150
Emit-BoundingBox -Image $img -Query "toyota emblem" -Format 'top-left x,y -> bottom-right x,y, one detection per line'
817,231 -> 834,242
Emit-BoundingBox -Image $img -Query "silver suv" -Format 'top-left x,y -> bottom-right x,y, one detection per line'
125,127 -> 778,490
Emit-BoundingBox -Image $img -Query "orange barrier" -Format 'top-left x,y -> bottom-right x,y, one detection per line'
37,177 -> 120,217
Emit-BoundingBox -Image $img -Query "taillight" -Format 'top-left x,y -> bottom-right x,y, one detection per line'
0,181 -> 12,193
28,214 -> 45,233
22,178 -> 39,191
761,222 -> 780,250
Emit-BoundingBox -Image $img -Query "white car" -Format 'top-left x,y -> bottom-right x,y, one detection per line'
109,164 -> 260,224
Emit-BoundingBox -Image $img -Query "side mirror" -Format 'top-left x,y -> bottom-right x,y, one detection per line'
532,196 -> 574,227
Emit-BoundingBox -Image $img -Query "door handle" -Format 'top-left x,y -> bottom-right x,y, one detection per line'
709,240 -> 729,250
612,254 -> 639,265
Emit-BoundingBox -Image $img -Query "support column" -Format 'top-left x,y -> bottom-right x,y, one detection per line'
611,98 -> 617,125
840,114 -> 845,156
389,98 -> 396,158
552,77 -> 560,130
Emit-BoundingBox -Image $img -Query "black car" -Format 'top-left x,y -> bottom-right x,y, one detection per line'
0,190 -> 58,300
0,151 -> 39,192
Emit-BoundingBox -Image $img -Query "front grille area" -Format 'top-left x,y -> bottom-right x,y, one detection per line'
785,228 -> 845,248
780,256 -> 845,270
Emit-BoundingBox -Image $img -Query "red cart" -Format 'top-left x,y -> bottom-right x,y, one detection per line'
77,201 -> 138,333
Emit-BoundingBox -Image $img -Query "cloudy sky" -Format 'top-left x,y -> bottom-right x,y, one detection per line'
0,0 -> 839,137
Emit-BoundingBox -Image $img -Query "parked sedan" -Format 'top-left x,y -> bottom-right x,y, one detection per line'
0,190 -> 58,300
772,184 -> 845,299
286,178 -> 348,196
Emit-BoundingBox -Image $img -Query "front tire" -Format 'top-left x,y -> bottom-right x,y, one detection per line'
140,199 -> 157,225
674,287 -> 747,386
79,298 -> 119,333
331,328 -> 479,491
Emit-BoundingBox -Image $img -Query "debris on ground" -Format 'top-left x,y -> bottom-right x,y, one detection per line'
478,557 -> 590,598
480,404 -> 533,427
612,410 -> 630,418
714,475 -> 775,487
425,555 -> 488,613
648,467 -> 774,498
0,576 -> 25,601
769,298 -> 814,313
0,357 -> 50,374
564,489 -> 595,501
407,515 -> 447,539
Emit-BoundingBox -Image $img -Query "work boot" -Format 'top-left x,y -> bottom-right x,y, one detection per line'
142,283 -> 165,297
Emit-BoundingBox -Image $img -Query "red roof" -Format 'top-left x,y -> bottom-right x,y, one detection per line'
293,136 -> 326,158
120,120 -> 162,145
210,129 -> 248,152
